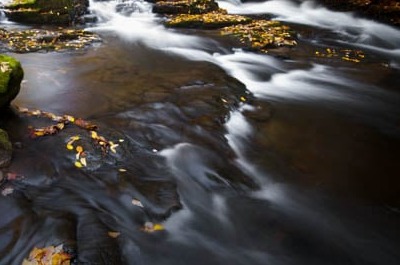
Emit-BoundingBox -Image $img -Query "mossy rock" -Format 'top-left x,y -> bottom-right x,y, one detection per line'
0,54 -> 23,109
221,20 -> 297,53
0,28 -> 101,53
4,0 -> 89,25
153,0 -> 219,15
0,129 -> 12,168
166,12 -> 252,29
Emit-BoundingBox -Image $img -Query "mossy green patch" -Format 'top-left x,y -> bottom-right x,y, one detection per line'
0,54 -> 23,108
0,55 -> 21,94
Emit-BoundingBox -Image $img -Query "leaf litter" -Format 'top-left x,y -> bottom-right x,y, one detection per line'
16,106 -> 121,169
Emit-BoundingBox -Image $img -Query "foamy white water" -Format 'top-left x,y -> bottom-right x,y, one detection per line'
88,0 -> 211,49
218,0 -> 400,59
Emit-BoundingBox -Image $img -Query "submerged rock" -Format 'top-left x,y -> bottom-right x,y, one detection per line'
3,0 -> 89,25
0,129 -> 12,168
0,54 -> 23,109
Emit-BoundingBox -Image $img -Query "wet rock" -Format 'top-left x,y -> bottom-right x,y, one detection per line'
0,129 -> 12,168
0,28 -> 101,53
0,54 -> 23,109
166,11 -> 252,29
221,20 -> 297,53
316,0 -> 400,27
3,0 -> 89,25
242,101 -> 272,122
153,0 -> 219,15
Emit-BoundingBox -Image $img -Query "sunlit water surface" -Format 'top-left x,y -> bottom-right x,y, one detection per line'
1,0 -> 400,264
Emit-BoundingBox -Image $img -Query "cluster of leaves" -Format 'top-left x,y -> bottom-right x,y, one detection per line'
221,20 -> 297,53
16,106 -> 120,169
22,244 -> 71,265
166,11 -> 251,29
0,28 -> 101,53
315,48 -> 365,63
17,106 -> 96,137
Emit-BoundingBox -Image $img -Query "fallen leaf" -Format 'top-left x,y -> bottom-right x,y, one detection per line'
80,157 -> 87,167
132,199 -> 144,208
74,161 -> 83,168
76,146 -> 83,153
142,222 -> 165,233
108,231 -> 121,238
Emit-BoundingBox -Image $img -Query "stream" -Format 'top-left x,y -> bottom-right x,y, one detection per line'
1,0 -> 400,264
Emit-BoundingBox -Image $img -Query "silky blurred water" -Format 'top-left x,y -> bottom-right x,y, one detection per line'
1,0 -> 400,264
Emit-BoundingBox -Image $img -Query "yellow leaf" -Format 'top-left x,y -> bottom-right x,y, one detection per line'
153,224 -> 165,231
76,146 -> 83,153
66,144 -> 73,150
34,131 -> 45,137
108,231 -> 121,238
74,161 -> 83,168
90,131 -> 98,139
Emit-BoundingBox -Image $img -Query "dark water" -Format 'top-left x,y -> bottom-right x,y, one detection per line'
1,0 -> 400,264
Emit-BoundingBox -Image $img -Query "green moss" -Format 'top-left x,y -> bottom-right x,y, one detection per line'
5,0 -> 38,10
0,129 -> 12,153
0,55 -> 22,94
0,54 -> 23,108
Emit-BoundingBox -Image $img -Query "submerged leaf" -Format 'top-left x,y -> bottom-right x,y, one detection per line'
23,245 -> 71,265
108,231 -> 121,238
142,222 -> 165,233
132,199 -> 144,208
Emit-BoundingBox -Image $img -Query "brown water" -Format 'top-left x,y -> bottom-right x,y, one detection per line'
1,0 -> 400,264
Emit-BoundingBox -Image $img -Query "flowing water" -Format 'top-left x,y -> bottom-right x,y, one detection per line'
1,0 -> 400,264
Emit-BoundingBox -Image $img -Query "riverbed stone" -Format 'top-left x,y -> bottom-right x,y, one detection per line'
0,54 -> 23,109
0,129 -> 12,168
3,0 -> 89,25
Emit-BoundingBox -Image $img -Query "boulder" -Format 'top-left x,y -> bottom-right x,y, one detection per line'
316,0 -> 400,27
0,54 -> 23,109
153,0 -> 219,15
166,12 -> 252,29
3,0 -> 89,25
0,129 -> 12,168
